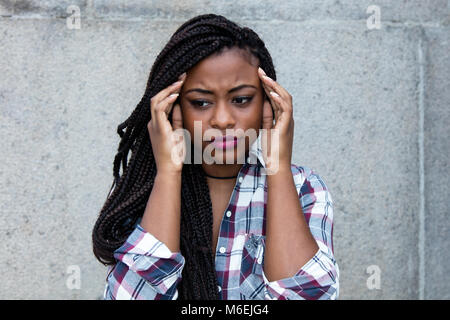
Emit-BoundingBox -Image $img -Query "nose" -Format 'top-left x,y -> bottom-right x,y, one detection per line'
210,100 -> 235,130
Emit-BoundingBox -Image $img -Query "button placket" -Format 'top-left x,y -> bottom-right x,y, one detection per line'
214,168 -> 244,259
239,234 -> 267,300
256,244 -> 263,265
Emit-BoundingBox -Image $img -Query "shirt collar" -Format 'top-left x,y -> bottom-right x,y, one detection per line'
247,132 -> 266,169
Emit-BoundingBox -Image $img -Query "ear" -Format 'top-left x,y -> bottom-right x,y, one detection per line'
171,103 -> 183,130
261,89 -> 275,123
262,98 -> 273,129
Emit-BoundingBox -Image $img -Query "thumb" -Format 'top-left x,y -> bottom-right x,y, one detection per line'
171,103 -> 183,130
262,99 -> 273,129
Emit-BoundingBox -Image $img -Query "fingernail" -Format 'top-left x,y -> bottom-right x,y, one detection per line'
178,72 -> 186,80
170,93 -> 179,98
269,91 -> 279,97
172,80 -> 182,86
258,67 -> 266,76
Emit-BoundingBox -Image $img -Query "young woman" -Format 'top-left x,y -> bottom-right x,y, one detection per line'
92,13 -> 339,300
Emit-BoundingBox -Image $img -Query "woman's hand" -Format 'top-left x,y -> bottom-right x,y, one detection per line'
148,72 -> 187,175
258,67 -> 294,174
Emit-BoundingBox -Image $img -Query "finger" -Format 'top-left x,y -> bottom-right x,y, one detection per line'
269,92 -> 294,131
155,72 -> 186,104
163,94 -> 179,116
268,91 -> 284,125
161,79 -> 184,104
150,97 -> 157,128
257,70 -> 280,117
151,76 -> 185,120
262,99 -> 273,129
260,80 -> 280,121
155,93 -> 179,130
258,67 -> 290,101
258,68 -> 292,117
260,75 -> 290,123
171,103 -> 183,130
263,81 -> 282,122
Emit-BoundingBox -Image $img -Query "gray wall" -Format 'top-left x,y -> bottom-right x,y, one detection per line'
0,0 -> 448,299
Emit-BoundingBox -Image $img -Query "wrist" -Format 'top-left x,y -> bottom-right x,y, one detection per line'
264,161 -> 291,175
156,169 -> 182,180
266,163 -> 292,179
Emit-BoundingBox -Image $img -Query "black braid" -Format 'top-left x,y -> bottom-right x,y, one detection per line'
92,13 -> 277,300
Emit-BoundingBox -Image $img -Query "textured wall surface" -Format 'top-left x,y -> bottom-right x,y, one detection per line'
0,0 -> 448,299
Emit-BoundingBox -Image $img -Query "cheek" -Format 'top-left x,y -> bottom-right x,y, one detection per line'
180,112 -> 208,145
183,117 -> 205,135
180,108 -> 196,132
240,104 -> 263,129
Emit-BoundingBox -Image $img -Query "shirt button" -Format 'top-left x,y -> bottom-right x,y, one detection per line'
226,210 -> 232,217
257,254 -> 263,264
238,176 -> 244,183
219,246 -> 226,254
217,285 -> 222,292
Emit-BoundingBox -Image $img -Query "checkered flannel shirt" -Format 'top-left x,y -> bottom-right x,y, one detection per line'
103,134 -> 339,300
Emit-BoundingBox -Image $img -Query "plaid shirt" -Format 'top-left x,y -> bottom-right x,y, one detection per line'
103,134 -> 339,300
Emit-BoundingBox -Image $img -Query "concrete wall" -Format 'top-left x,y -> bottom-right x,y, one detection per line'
0,0 -> 448,299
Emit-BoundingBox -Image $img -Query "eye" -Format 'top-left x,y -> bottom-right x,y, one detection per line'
190,100 -> 211,108
189,96 -> 254,109
233,96 -> 253,105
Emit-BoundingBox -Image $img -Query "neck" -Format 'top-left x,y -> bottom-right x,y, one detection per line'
204,172 -> 237,179
202,163 -> 243,180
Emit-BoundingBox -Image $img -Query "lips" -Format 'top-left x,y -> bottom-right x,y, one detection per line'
211,135 -> 238,142
210,135 -> 239,149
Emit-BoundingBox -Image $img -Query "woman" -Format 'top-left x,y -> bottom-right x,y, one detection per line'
92,13 -> 339,300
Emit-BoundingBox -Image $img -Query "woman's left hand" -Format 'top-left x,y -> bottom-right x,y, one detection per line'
258,67 -> 294,174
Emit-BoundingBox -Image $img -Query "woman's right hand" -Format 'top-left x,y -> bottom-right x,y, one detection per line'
147,72 -> 187,175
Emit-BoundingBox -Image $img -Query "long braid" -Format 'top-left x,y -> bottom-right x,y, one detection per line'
92,13 -> 277,300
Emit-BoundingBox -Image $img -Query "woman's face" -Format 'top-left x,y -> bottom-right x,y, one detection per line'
179,47 -> 264,165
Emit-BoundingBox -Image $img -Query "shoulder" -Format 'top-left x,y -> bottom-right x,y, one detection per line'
289,164 -> 333,200
289,164 -> 317,186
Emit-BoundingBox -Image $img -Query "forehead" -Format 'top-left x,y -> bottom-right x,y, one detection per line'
187,47 -> 259,86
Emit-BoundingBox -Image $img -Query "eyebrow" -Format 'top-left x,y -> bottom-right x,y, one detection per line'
184,84 -> 257,95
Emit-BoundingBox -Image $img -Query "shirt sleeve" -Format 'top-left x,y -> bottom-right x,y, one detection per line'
260,165 -> 339,300
103,224 -> 185,300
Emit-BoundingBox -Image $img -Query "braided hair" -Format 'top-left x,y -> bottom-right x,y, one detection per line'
92,13 -> 277,300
